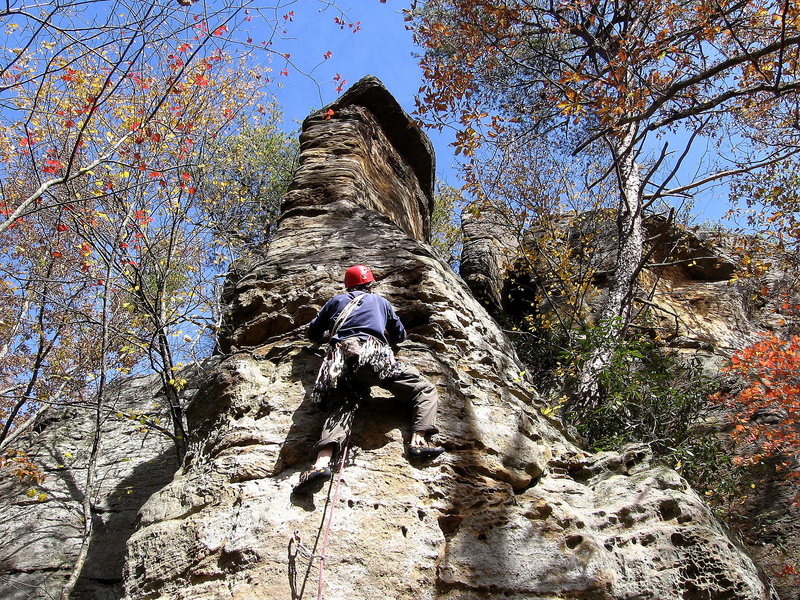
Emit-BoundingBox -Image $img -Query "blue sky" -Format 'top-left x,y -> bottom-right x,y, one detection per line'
244,0 -> 731,223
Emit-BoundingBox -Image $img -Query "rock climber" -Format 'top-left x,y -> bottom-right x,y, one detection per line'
293,264 -> 444,494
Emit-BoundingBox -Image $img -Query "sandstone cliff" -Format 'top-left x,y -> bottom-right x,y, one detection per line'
0,77 -> 778,600
123,77 -> 774,599
0,367 -> 209,598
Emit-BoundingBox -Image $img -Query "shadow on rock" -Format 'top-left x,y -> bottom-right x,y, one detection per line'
74,447 -> 179,599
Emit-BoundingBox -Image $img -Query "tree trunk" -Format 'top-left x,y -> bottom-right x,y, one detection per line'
575,126 -> 644,406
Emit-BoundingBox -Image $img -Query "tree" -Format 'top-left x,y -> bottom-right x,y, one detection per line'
0,0 -> 330,455
431,181 -> 464,266
409,0 -> 800,404
200,118 -> 299,257
0,2 -> 341,596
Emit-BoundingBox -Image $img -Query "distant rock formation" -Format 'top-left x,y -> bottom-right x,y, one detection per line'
0,77 -> 778,599
460,191 -> 800,599
460,209 -> 784,356
0,371 -> 193,598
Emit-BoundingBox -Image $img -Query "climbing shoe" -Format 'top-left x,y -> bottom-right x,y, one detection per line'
408,444 -> 445,459
293,466 -> 332,494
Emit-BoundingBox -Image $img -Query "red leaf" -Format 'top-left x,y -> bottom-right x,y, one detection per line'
194,74 -> 209,86
57,223 -> 68,232
61,68 -> 78,83
42,159 -> 64,174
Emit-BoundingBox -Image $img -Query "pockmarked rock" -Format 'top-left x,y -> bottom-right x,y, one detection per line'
120,77 -> 775,599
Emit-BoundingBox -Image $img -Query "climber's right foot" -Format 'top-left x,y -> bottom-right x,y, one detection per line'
408,443 -> 445,460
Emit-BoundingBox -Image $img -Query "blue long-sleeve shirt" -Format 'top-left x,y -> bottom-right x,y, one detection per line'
308,291 -> 407,346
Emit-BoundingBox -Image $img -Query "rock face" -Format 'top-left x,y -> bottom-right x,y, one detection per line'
460,204 -> 520,316
461,209 -> 783,358
0,370 -> 196,599
121,77 -> 774,600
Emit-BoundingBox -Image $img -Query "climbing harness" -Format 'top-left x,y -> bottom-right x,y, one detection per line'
311,336 -> 400,408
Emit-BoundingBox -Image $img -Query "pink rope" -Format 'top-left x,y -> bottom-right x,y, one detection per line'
317,437 -> 350,600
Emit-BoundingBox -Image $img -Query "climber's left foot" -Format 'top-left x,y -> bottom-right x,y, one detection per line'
293,466 -> 331,494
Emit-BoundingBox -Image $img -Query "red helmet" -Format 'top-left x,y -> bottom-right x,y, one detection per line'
344,265 -> 375,289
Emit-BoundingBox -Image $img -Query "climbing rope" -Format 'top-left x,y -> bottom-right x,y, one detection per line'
288,430 -> 352,600
316,432 -> 350,600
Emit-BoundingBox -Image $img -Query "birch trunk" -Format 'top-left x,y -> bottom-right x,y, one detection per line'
575,126 -> 644,406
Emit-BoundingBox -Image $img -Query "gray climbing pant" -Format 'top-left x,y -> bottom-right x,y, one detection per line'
313,362 -> 439,456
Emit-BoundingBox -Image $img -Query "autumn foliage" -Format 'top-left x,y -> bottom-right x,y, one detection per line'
715,332 -> 800,473
409,0 -> 800,412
